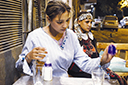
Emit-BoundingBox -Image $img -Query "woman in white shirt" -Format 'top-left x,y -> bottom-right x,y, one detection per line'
16,1 -> 114,77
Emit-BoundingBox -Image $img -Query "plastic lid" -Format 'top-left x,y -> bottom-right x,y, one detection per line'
45,63 -> 52,67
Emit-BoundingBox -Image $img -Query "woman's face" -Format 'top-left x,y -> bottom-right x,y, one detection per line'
49,11 -> 70,34
78,19 -> 92,32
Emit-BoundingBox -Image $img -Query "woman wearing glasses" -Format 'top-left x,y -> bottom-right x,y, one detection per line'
68,11 -> 125,85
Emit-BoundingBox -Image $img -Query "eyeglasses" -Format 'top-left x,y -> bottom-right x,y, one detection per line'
85,21 -> 92,24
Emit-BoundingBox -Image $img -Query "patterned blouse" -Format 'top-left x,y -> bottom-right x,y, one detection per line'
79,38 -> 99,58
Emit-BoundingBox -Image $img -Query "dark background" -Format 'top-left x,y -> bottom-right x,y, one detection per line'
81,0 -> 128,21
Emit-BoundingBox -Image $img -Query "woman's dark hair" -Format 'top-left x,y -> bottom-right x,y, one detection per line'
45,1 -> 71,21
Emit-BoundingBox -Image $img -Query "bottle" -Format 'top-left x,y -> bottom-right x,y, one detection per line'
108,44 -> 116,55
43,57 -> 52,81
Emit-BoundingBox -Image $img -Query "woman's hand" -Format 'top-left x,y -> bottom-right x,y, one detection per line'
25,47 -> 48,63
100,45 -> 116,65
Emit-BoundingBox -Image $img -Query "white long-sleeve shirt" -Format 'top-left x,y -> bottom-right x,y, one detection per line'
15,27 -> 109,77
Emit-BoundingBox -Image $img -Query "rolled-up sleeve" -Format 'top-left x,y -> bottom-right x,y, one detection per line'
15,33 -> 35,76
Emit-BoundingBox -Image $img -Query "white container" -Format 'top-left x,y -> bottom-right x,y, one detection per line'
43,57 -> 52,81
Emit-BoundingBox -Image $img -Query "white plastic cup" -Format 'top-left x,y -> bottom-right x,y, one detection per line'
91,68 -> 105,85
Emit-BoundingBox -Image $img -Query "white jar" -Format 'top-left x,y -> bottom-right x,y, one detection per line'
43,57 -> 52,81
